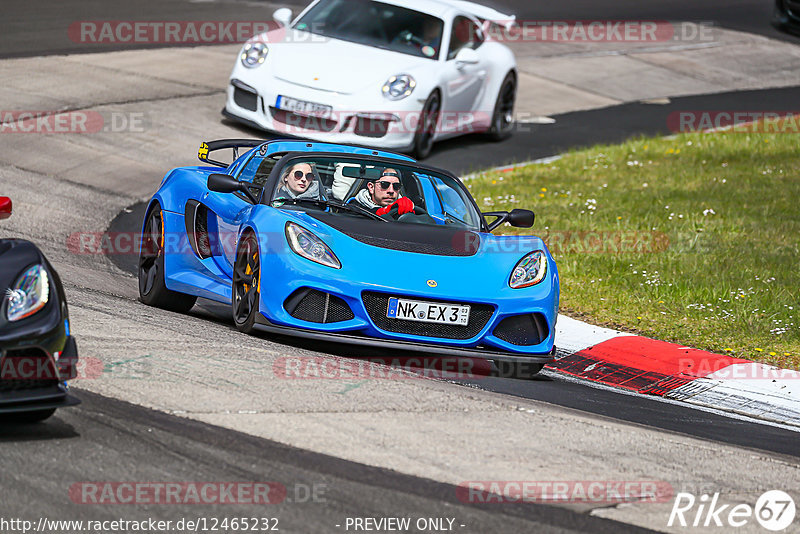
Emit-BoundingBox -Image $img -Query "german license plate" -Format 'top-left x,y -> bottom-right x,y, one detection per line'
386,297 -> 470,326
276,95 -> 332,119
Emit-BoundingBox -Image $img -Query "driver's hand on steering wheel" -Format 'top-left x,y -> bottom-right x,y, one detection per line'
377,197 -> 414,216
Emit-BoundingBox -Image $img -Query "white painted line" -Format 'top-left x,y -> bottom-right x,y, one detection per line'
639,98 -> 672,105
516,116 -> 557,124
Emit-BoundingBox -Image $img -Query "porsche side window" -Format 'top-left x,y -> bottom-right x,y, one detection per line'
447,16 -> 483,60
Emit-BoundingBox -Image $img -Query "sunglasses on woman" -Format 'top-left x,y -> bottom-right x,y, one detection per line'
292,170 -> 314,180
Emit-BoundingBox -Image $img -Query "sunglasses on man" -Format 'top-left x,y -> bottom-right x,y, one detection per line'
292,170 -> 314,180
375,180 -> 401,191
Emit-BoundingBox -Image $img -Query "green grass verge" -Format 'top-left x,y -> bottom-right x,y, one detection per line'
467,126 -> 800,370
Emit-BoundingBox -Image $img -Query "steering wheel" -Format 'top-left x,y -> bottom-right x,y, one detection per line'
393,30 -> 426,49
383,202 -> 428,219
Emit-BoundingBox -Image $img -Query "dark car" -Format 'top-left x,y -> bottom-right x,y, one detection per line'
773,0 -> 800,36
0,196 -> 80,423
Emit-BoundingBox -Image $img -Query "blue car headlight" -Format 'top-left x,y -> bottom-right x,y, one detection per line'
509,251 -> 547,289
285,223 -> 341,269
6,264 -> 50,321
241,42 -> 269,68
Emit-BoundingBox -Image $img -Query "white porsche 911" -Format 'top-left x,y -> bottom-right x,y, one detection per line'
223,0 -> 517,159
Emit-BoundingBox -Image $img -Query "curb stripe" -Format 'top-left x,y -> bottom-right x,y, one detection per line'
550,353 -> 676,393
569,336 -> 749,378
552,315 -> 800,428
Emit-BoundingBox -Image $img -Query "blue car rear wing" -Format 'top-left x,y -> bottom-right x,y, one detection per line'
198,139 -> 266,167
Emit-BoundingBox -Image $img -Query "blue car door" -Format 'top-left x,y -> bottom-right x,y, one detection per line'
201,154 -> 276,278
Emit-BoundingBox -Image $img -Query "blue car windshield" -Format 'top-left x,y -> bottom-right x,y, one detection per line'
294,0 -> 444,60
269,156 -> 483,231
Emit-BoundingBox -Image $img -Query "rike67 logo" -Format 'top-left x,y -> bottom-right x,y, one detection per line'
668,490 -> 796,531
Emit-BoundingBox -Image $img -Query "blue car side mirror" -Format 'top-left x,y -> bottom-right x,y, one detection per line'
208,174 -> 258,203
483,209 -> 535,231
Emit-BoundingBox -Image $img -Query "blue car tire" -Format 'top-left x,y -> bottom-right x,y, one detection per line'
138,204 -> 197,313
232,231 -> 260,334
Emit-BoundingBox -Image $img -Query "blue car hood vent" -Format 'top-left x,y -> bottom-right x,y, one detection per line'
309,213 -> 480,257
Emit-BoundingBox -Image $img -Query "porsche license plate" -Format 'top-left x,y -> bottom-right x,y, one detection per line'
276,95 -> 332,119
386,297 -> 470,326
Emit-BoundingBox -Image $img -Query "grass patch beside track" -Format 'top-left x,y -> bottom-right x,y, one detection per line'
468,126 -> 800,370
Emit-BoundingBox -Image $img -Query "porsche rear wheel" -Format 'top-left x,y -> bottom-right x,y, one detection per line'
487,72 -> 516,142
232,231 -> 260,334
412,91 -> 441,160
138,204 -> 197,313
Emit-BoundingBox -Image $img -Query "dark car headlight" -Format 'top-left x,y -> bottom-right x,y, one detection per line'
6,264 -> 50,321
509,251 -> 547,289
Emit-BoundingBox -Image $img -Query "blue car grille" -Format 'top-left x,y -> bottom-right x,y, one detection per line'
362,292 -> 493,340
492,313 -> 549,346
284,289 -> 355,324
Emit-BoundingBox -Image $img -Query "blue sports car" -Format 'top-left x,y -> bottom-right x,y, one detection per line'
139,140 -> 559,377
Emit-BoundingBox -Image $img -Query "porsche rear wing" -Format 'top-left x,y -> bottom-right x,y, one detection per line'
445,0 -> 516,30
197,139 -> 266,167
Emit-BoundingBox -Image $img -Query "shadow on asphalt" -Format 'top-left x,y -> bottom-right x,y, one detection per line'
189,300 -> 552,382
0,416 -> 80,442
